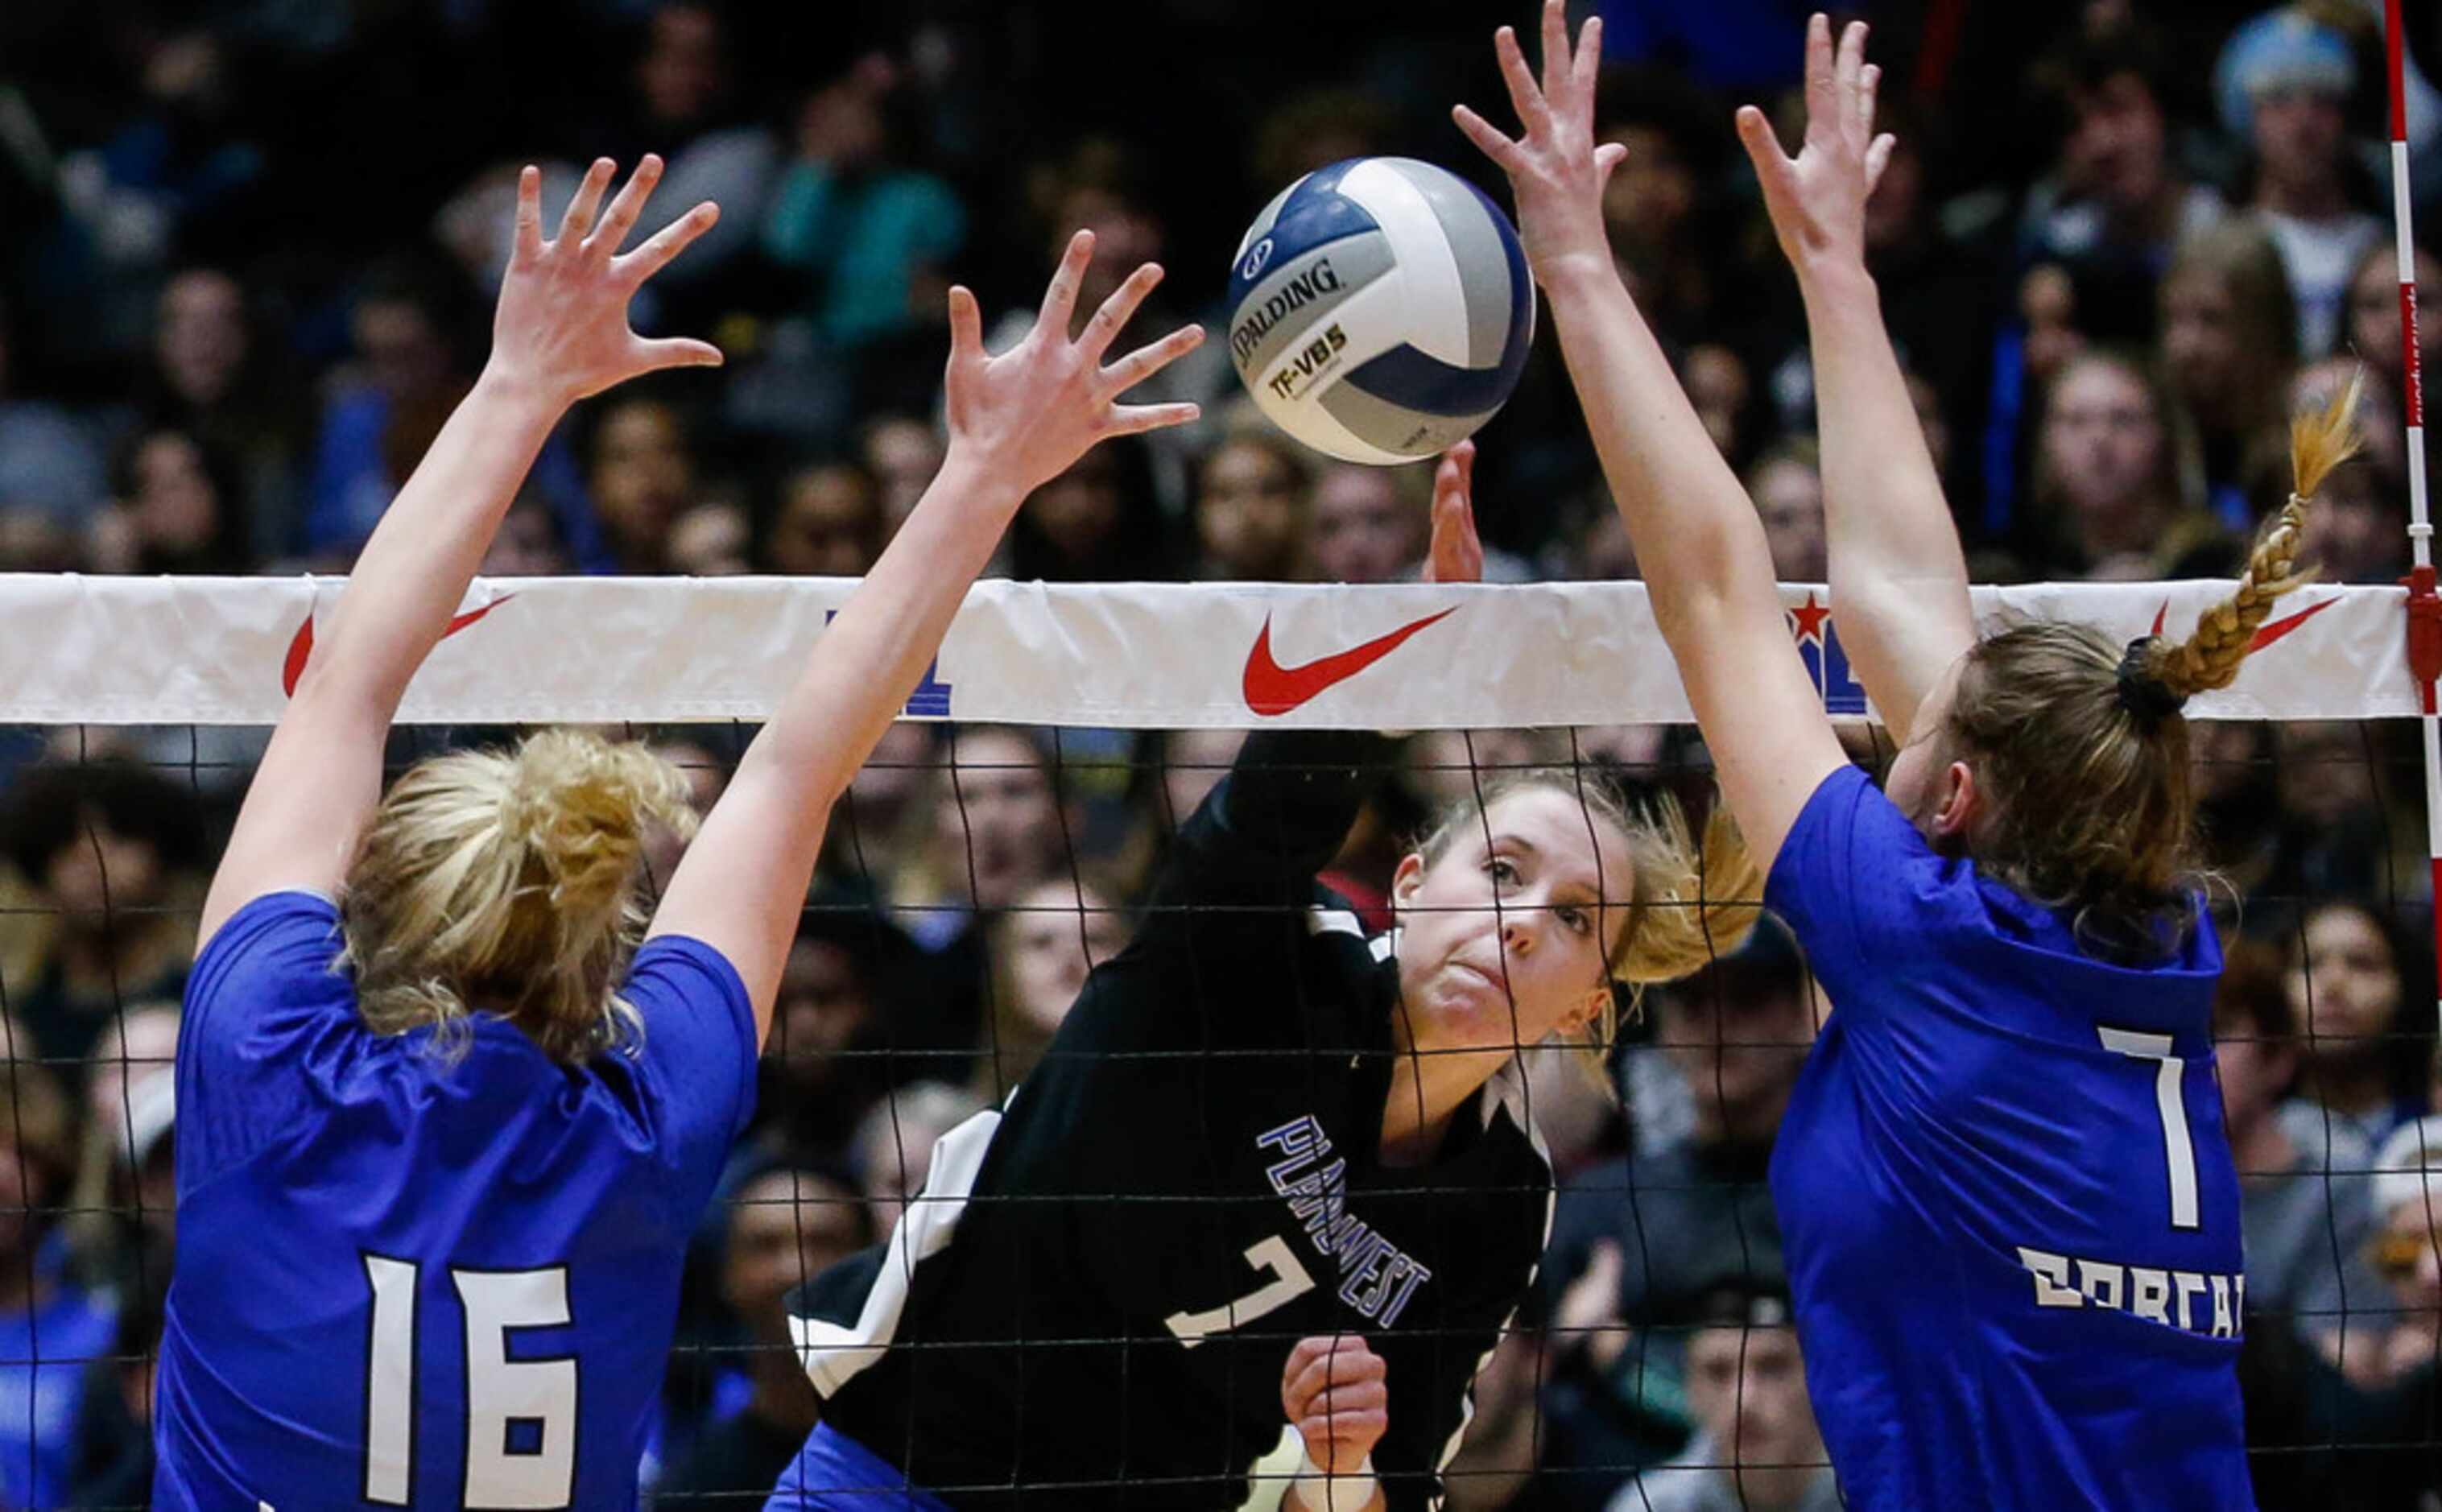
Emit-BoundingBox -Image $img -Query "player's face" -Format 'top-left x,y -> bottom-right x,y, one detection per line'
1392,789 -> 1630,1062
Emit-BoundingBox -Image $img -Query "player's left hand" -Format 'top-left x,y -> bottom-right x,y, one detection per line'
1423,440 -> 1485,585
487,155 -> 725,407
1452,0 -> 1625,286
1282,1333 -> 1390,1477
1736,15 -> 1896,277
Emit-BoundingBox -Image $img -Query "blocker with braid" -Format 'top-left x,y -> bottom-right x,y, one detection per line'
1457,6 -> 2360,1506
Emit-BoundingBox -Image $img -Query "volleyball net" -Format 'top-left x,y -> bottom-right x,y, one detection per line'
2,572 -> 2436,1506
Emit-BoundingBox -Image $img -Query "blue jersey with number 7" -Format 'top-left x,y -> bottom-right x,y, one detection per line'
1765,766 -> 2252,1510
154,891 -> 756,1510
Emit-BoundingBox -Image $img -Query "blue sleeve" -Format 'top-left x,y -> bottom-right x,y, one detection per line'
177,890 -> 358,1184
622,936 -> 758,1210
1763,764 -> 1956,1019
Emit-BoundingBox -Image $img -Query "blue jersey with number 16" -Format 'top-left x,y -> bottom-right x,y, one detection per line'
154,891 -> 756,1511
1765,766 -> 2252,1510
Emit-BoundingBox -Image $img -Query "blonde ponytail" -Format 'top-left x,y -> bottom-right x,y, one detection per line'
2147,370 -> 2359,699
344,728 -> 697,1062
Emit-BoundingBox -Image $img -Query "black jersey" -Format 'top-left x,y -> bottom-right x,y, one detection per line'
787,729 -> 1554,1509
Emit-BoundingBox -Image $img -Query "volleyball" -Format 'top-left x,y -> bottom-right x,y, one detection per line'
1225,157 -> 1535,465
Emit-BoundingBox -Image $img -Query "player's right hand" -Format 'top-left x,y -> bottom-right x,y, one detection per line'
938,229 -> 1204,500
487,155 -> 724,408
1281,1333 -> 1390,1476
1451,0 -> 1626,287
1734,15 -> 1897,279
1423,440 -> 1484,585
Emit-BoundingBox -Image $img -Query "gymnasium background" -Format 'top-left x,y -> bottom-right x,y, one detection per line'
5,0 -> 2442,1506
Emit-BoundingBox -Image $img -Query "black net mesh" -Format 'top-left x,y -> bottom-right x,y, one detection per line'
0,713 -> 2430,1506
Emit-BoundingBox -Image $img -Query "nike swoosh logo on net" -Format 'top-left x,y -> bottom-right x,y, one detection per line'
1242,608 -> 1456,716
281,594 -> 517,697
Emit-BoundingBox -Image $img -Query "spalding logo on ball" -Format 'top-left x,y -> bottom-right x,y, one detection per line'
1226,156 -> 1535,466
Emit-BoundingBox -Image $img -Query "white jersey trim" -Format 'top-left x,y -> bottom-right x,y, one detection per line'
790,1106 -> 1003,1398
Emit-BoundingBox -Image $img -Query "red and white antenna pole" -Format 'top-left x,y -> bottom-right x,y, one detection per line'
2385,0 -> 2442,1031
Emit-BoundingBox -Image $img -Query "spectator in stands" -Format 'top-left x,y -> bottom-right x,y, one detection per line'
2216,939 -> 2384,1352
2029,349 -> 2233,580
2022,26 -> 2225,344
1613,1286 -> 1837,1512
764,458 -> 885,576
0,760 -> 205,1072
1193,425 -> 1312,581
479,493 -> 578,576
763,48 -> 962,374
301,255 -> 480,556
1747,436 -> 1826,585
973,876 -> 1127,1101
585,2 -> 779,308
0,1060 -> 116,1510
850,1080 -> 988,1233
989,139 -> 1230,511
2160,219 -> 2299,531
86,423 -> 251,574
2350,242 -> 2442,399
1538,919 -> 1815,1508
657,1163 -> 872,1506
1593,64 -> 1734,351
2338,1117 -> 2442,1400
752,916 -> 898,1171
1312,461 -> 1433,585
2218,9 -> 2383,359
862,412 -> 945,541
882,726 -> 1076,1072
2283,898 -> 2420,1156
588,391 -> 696,572
61,1246 -> 168,1509
134,268 -> 305,561
1311,445 -> 1535,585
1006,433 -> 1177,583
66,1004 -> 182,1292
2272,721 -> 2421,899
0,296 -> 106,529
668,500 -> 752,575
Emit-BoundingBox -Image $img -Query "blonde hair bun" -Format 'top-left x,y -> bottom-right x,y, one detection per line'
342,728 -> 700,1062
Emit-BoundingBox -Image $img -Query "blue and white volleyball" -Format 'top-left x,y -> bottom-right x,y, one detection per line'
1225,157 -> 1535,465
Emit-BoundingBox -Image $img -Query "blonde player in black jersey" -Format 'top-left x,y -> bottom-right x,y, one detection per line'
771,452 -> 1762,1510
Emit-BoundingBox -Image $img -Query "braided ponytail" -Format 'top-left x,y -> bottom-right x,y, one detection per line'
2144,370 -> 2360,699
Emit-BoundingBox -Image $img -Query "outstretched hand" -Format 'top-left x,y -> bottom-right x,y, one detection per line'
1452,0 -> 1626,283
1736,15 -> 1895,275
942,229 -> 1204,498
490,156 -> 724,407
1423,440 -> 1485,585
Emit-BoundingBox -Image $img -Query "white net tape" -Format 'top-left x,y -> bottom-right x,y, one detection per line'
1,574 -> 2413,728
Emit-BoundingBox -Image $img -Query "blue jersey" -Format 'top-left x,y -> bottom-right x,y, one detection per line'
155,891 -> 756,1510
1765,767 -> 2251,1510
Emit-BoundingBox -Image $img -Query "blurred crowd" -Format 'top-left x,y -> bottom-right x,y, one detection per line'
7,0 -> 2442,1506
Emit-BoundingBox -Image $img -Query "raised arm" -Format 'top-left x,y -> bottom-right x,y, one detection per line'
199,158 -> 721,948
1737,16 -> 1974,744
646,233 -> 1203,1038
1453,2 -> 1845,865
